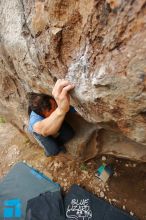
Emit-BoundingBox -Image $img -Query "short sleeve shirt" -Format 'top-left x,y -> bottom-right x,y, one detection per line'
28,111 -> 44,133
28,106 -> 76,133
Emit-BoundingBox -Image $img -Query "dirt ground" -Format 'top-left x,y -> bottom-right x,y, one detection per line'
0,122 -> 146,220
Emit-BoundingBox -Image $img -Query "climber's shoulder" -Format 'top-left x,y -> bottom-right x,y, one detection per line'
28,111 -> 44,133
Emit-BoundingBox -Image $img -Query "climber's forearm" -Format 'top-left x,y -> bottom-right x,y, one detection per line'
33,107 -> 66,136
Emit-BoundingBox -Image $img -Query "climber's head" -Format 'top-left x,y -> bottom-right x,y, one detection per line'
28,92 -> 57,117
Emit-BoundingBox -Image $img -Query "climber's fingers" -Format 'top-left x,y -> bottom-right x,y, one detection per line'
60,84 -> 75,98
52,79 -> 74,99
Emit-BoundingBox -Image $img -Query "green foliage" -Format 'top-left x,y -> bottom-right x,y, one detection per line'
80,163 -> 88,171
0,116 -> 6,123
23,138 -> 30,144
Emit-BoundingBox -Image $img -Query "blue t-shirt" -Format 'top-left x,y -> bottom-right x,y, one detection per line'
28,111 -> 44,133
28,106 -> 76,133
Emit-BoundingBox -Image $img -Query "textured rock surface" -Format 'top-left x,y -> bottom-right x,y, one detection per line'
0,0 -> 146,161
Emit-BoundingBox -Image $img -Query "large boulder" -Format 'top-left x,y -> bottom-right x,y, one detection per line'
0,0 -> 146,161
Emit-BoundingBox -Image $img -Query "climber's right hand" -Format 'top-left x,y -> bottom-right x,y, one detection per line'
52,79 -> 75,114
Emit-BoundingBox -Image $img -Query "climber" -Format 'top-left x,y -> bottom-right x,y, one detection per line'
28,79 -> 76,156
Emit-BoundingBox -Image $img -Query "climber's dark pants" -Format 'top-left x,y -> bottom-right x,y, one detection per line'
33,121 -> 75,156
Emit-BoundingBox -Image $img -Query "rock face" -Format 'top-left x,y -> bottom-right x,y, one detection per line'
0,0 -> 146,161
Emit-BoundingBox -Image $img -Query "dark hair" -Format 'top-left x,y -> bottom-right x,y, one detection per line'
27,92 -> 53,116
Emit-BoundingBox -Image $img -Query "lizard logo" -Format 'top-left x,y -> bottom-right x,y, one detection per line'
66,198 -> 92,220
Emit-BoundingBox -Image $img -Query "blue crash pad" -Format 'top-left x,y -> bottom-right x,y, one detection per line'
0,162 -> 60,220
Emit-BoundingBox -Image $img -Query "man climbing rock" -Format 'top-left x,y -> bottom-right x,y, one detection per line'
28,79 -> 75,156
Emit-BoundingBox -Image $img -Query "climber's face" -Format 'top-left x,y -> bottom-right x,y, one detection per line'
43,98 -> 57,117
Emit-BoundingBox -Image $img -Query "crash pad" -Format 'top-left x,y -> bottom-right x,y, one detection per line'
25,184 -> 138,220
0,162 -> 60,220
64,184 -> 138,220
